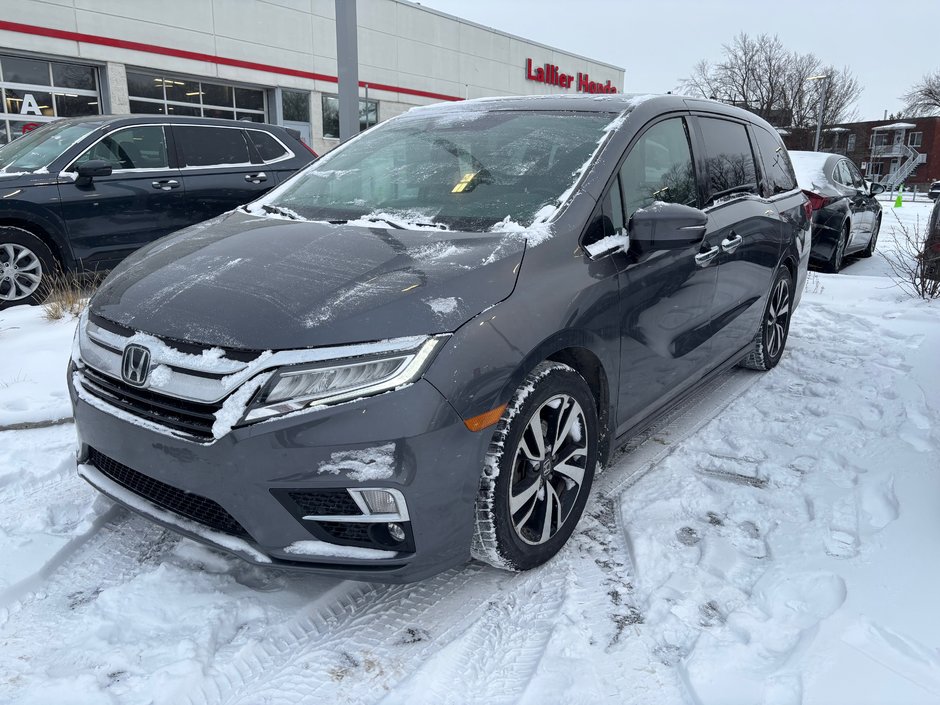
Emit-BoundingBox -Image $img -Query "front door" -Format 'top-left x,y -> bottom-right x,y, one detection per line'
57,124 -> 189,270
615,116 -> 718,434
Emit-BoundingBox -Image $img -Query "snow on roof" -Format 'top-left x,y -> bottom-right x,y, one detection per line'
872,122 -> 917,130
826,127 -> 850,132
788,150 -> 832,190
776,128 -> 791,136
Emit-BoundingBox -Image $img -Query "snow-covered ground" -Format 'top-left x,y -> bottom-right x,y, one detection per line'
0,200 -> 938,705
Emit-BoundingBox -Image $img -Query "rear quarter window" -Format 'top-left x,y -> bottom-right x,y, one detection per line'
753,126 -> 797,196
248,130 -> 290,162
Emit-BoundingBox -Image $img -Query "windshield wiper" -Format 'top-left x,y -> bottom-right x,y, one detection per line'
260,204 -> 302,220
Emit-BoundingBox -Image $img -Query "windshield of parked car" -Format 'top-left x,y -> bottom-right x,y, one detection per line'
261,109 -> 616,231
0,121 -> 99,174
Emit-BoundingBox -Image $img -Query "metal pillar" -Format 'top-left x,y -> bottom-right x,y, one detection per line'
335,0 -> 359,143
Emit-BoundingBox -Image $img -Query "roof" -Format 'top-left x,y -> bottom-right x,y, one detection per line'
872,122 -> 918,130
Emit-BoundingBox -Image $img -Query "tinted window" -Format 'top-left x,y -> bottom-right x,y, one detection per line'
74,126 -> 169,170
175,126 -> 250,167
846,161 -> 864,187
834,160 -> 852,186
248,130 -> 289,161
753,126 -> 796,196
698,117 -> 759,204
619,117 -> 697,217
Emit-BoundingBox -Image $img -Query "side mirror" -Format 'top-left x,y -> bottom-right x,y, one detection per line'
629,202 -> 708,250
75,159 -> 112,185
869,182 -> 886,195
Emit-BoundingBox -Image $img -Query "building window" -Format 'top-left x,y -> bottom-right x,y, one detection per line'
0,54 -> 100,145
283,90 -> 309,123
321,94 -> 378,139
869,162 -> 883,176
847,133 -> 856,151
871,132 -> 890,148
909,131 -> 923,147
126,70 -> 266,122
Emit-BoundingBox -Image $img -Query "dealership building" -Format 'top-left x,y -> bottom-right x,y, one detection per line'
0,0 -> 624,155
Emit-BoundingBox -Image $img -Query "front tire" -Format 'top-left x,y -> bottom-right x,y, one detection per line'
740,267 -> 792,371
471,362 -> 598,572
0,227 -> 57,308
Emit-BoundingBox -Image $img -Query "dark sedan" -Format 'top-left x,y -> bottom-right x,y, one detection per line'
0,115 -> 316,307
789,150 -> 884,272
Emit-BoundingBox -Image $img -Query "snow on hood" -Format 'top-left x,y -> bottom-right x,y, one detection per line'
90,210 -> 526,351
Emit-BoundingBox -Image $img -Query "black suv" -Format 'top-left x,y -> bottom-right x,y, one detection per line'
70,95 -> 810,582
0,115 -> 316,307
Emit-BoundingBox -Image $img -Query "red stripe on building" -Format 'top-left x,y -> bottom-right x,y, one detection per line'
0,20 -> 462,102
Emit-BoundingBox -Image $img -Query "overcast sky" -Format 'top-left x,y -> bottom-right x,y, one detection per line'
420,0 -> 938,121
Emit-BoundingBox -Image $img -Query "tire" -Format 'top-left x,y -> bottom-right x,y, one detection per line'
0,227 -> 58,309
861,214 -> 881,258
739,267 -> 793,372
825,222 -> 849,273
471,361 -> 599,572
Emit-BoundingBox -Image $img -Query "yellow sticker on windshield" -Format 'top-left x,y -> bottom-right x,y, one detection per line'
452,172 -> 478,193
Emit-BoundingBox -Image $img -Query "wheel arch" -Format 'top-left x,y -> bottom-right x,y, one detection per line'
0,216 -> 74,270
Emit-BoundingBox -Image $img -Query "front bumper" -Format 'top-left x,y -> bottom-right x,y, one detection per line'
69,367 -> 491,583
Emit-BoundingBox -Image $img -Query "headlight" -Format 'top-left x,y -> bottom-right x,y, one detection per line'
244,336 -> 445,422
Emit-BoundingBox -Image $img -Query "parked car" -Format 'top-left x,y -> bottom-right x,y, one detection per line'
925,196 -> 940,281
68,94 -> 810,583
0,115 -> 316,308
789,151 -> 884,272
928,181 -> 940,201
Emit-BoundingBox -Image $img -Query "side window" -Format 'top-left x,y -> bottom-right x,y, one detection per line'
834,160 -> 852,186
74,126 -> 169,170
697,117 -> 759,205
174,126 -> 251,167
619,117 -> 697,218
752,126 -> 797,196
846,161 -> 865,187
248,130 -> 290,162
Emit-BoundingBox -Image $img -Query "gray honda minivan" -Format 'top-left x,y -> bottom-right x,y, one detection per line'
69,94 -> 810,582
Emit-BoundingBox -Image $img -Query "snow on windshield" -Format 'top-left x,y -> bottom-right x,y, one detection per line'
789,151 -> 831,191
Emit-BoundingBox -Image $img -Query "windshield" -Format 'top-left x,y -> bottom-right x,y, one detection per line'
265,109 -> 616,231
0,121 -> 99,174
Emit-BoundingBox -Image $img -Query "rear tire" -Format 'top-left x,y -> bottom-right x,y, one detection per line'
740,267 -> 792,372
0,227 -> 58,309
471,362 -> 598,572
861,215 -> 881,258
825,222 -> 849,273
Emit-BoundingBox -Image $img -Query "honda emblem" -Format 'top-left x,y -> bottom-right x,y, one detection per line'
121,344 -> 151,387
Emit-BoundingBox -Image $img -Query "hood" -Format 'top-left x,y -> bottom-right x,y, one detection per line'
0,171 -> 59,190
91,211 -> 527,351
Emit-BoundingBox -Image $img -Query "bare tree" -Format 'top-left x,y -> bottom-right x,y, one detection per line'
902,70 -> 940,116
680,33 -> 861,130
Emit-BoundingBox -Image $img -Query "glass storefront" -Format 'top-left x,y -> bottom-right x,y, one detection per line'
321,94 -> 378,139
126,70 -> 267,122
0,55 -> 101,145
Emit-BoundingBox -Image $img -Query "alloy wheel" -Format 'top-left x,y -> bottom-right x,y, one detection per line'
765,276 -> 790,359
0,243 -> 43,302
508,394 -> 589,546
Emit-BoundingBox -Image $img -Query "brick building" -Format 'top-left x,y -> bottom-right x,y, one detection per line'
782,117 -> 940,190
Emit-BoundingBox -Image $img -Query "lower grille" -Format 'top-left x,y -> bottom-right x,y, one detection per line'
80,367 -> 222,439
318,521 -> 374,544
88,448 -> 250,539
287,489 -> 363,517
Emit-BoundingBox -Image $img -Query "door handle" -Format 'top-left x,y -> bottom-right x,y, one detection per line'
695,245 -> 719,267
245,172 -> 267,183
721,233 -> 743,253
151,179 -> 180,191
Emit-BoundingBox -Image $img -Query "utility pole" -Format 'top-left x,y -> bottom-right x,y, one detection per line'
335,0 -> 359,143
808,74 -> 830,152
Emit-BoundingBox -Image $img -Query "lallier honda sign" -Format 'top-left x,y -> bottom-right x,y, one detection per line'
524,58 -> 617,94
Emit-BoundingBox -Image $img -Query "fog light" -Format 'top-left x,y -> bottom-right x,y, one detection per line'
387,522 -> 406,542
359,489 -> 399,515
